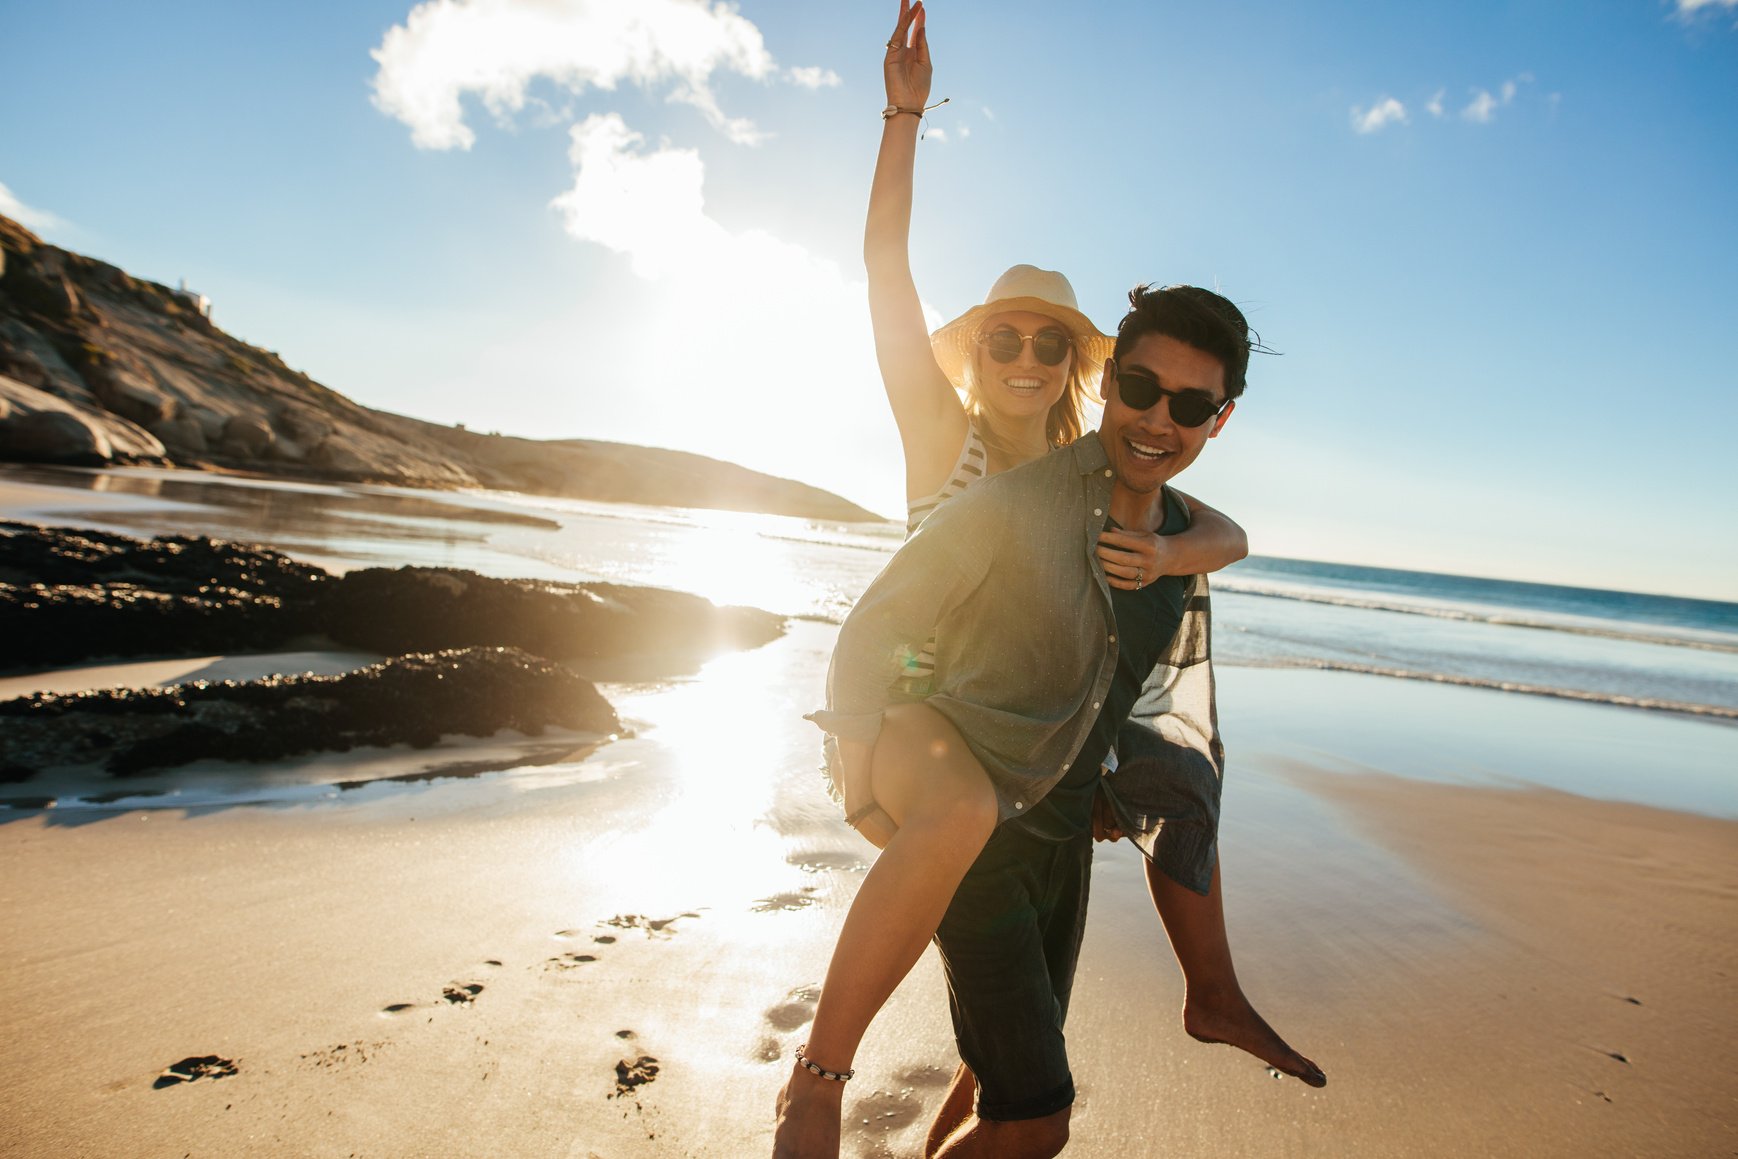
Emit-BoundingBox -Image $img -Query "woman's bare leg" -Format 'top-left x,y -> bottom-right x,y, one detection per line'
1145,857 -> 1326,1086
773,704 -> 999,1157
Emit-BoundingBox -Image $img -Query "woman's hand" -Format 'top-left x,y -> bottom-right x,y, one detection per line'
884,0 -> 931,111
1097,527 -> 1178,590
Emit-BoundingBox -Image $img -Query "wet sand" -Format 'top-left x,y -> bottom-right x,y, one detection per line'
1,626 -> 1735,1157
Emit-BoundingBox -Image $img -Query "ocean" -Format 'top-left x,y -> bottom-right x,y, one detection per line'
4,464 -> 1735,723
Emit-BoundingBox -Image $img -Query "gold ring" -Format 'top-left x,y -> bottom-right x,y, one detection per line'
885,39 -> 899,48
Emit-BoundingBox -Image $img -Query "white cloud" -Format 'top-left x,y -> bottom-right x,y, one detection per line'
787,65 -> 840,89
1675,0 -> 1738,11
371,0 -> 784,149
0,181 -> 67,232
1351,97 -> 1408,134
956,124 -> 971,139
1426,89 -> 1446,118
1462,89 -> 1499,123
924,126 -> 949,143
1462,73 -> 1530,123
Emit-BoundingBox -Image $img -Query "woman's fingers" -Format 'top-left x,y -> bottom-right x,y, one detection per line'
913,3 -> 928,60
889,0 -> 914,49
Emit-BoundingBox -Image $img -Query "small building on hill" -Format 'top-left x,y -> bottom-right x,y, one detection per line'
174,278 -> 211,320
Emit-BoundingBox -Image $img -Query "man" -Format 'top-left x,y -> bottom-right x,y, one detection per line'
811,284 -> 1293,1157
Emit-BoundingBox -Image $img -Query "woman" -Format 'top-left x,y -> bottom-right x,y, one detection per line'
774,5 -> 1320,1155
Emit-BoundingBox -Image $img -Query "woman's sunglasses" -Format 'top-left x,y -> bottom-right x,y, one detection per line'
977,326 -> 1072,367
1115,368 -> 1230,428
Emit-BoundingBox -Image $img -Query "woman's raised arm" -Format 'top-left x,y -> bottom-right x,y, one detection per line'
864,0 -> 968,496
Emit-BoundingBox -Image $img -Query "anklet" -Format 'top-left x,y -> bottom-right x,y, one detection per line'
794,1045 -> 854,1082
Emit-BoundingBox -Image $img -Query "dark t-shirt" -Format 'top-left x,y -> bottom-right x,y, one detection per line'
1017,487 -> 1192,841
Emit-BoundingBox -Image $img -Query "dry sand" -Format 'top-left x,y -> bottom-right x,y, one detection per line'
2,625 -> 1735,1157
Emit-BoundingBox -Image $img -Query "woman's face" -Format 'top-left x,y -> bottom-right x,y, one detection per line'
970,309 -> 1075,425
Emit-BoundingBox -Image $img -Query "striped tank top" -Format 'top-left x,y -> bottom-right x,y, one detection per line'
905,422 -> 988,534
898,422 -> 989,688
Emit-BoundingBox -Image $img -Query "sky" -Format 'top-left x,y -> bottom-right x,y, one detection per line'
2,0 -> 1735,600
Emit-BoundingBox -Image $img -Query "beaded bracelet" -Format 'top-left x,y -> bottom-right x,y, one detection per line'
794,1044 -> 854,1082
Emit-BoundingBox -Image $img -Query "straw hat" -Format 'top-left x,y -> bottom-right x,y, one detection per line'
929,264 -> 1114,388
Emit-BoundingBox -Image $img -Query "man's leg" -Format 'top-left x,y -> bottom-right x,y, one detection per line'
923,1063 -> 976,1158
932,1106 -> 1070,1158
925,826 -> 1089,1156
924,1063 -> 980,1153
1145,857 -> 1325,1086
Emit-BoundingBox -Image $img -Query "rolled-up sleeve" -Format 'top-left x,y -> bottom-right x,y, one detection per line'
807,493 -> 997,743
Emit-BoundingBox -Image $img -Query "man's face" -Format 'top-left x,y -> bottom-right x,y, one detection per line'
1097,332 -> 1235,495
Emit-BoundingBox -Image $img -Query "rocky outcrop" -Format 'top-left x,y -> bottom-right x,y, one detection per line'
0,521 -> 786,784
0,215 -> 882,522
0,375 -> 167,465
0,521 -> 785,670
0,647 -> 620,777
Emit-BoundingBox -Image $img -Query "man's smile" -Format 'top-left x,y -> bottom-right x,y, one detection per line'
1124,436 -> 1171,463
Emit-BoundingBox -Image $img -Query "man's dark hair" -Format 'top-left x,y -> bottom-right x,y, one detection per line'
1113,284 -> 1256,401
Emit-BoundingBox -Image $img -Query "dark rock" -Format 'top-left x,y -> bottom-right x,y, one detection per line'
269,436 -> 308,464
91,364 -> 176,426
150,414 -> 208,453
0,646 -> 621,776
0,521 -> 328,667
0,408 -> 112,464
3,265 -> 81,320
0,523 -> 784,673
316,567 -> 784,662
219,413 -> 273,457
188,406 -> 227,443
276,407 -> 331,448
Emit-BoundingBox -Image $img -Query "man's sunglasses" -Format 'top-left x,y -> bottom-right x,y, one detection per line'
1114,368 -> 1230,428
976,326 -> 1072,367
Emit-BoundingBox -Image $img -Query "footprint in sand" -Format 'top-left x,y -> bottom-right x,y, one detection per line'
892,1063 -> 954,1090
846,1086 -> 925,1142
546,952 -> 600,970
443,983 -> 485,1005
788,850 -> 868,874
763,984 -> 822,1033
611,1054 -> 661,1097
603,912 -> 702,937
300,1041 -> 385,1071
154,1055 -> 238,1089
752,887 -> 819,913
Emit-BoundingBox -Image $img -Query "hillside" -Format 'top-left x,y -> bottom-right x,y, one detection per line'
0,215 -> 881,523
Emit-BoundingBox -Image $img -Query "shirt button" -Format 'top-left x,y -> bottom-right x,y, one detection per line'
1092,702 -> 1101,710
1093,508 -> 1103,517
1061,763 -> 1070,772
1108,634 -> 1116,643
1104,469 -> 1113,477
1014,801 -> 1024,810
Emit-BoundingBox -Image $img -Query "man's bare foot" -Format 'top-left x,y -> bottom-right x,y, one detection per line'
772,1061 -> 846,1158
1183,987 -> 1326,1088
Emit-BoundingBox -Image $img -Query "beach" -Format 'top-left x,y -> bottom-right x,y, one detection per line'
3,468 -> 1735,1157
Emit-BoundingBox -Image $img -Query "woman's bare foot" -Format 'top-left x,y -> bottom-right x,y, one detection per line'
772,1061 -> 846,1158
1183,985 -> 1326,1087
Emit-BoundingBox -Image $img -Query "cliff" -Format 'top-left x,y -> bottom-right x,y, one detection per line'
0,215 -> 881,523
